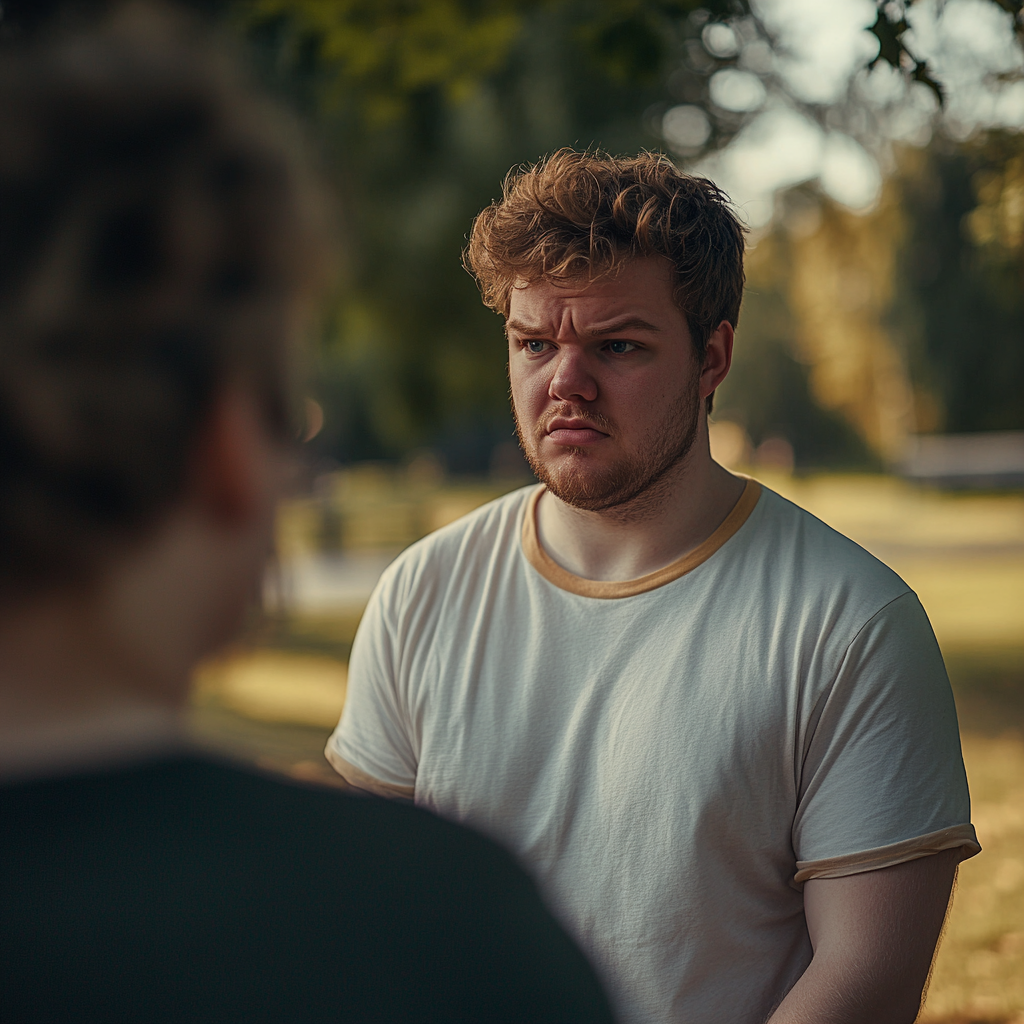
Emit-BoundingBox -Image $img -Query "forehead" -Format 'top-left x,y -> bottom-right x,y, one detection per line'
507,257 -> 681,329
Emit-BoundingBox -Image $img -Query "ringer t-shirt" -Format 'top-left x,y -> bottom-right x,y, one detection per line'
328,479 -> 980,1024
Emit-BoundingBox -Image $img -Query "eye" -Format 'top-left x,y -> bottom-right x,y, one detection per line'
524,340 -> 548,354
607,340 -> 638,354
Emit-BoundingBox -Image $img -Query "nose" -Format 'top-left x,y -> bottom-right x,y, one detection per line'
548,348 -> 598,403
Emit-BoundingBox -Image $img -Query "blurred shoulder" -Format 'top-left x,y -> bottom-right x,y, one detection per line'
195,757 -> 615,1023
3,751 -> 536,891
201,755 -> 522,866
1,754 -> 614,1023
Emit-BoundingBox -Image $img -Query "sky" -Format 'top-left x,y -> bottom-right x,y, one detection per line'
684,0 -> 1024,228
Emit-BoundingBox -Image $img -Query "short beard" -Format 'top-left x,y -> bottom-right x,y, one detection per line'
514,384 -> 701,517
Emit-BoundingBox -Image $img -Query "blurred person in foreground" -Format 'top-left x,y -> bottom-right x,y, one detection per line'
328,150 -> 981,1024
0,9 -> 615,1022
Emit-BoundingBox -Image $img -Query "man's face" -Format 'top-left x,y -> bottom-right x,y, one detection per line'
506,257 -> 704,513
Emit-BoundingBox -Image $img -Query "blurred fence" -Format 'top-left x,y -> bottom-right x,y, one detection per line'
278,462 -> 519,561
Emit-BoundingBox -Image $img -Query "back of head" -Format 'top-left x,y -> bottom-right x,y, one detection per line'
0,1 -> 327,601
466,148 -> 746,379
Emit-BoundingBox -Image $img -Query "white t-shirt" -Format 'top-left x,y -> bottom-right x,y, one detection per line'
328,480 -> 979,1024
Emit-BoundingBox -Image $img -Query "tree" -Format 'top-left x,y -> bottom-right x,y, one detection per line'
4,0 -> 1020,464
232,0 -> 1021,467
894,131 -> 1024,434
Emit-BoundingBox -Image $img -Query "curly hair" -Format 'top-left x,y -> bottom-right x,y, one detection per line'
0,2 -> 330,598
465,149 -> 746,407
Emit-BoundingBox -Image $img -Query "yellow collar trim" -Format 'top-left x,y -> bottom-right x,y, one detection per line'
521,478 -> 762,599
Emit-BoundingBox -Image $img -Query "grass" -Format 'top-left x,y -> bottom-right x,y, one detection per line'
917,648 -> 1024,1024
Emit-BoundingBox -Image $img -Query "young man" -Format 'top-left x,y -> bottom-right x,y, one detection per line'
328,150 -> 981,1024
0,13 -> 614,1022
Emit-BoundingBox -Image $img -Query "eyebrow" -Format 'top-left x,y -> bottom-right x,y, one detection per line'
590,316 -> 663,336
505,316 -> 663,337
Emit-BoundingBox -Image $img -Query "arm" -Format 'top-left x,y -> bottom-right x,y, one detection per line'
324,746 -> 415,803
768,848 -> 960,1024
323,564 -> 420,799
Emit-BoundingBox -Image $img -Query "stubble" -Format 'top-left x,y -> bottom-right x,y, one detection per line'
513,381 -> 702,519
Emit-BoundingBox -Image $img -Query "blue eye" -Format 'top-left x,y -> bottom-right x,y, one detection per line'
608,340 -> 637,354
526,340 -> 547,353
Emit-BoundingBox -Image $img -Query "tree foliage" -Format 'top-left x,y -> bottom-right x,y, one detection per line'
226,0 -> 1023,467
894,132 -> 1024,434
3,0 -> 1020,466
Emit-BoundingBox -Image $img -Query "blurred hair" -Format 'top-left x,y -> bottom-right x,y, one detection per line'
465,149 -> 746,410
0,0 -> 331,599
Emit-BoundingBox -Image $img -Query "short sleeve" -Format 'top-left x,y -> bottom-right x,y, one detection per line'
793,591 -> 980,884
325,570 -> 418,799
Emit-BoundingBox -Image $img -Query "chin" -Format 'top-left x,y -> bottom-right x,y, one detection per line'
535,453 -> 638,511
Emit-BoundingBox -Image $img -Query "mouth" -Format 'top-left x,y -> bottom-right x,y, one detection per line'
545,418 -> 610,447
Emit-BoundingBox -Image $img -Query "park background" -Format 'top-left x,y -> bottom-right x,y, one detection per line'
199,3 -> 1024,1020
12,0 -> 1021,1019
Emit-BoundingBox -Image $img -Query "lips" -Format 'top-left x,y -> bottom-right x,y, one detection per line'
545,418 -> 609,446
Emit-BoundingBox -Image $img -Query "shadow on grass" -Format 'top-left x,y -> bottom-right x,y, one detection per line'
190,696 -> 335,764
188,611 -> 363,786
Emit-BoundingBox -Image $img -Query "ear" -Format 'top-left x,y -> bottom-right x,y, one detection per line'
189,389 -> 265,526
699,320 -> 734,402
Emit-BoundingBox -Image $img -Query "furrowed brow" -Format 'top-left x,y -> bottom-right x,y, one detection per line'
590,317 -> 663,336
505,316 -> 663,338
504,318 -> 547,337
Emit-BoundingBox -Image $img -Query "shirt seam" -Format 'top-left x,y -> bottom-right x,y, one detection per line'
792,823 -> 981,888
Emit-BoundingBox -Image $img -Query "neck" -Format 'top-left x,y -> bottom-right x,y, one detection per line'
535,432 -> 747,582
0,590 -> 191,779
0,587 -> 188,725
0,503 -> 229,755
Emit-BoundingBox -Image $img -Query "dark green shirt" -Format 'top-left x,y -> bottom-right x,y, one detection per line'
1,753 -> 614,1023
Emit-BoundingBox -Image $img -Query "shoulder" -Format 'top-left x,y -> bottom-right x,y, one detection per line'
746,483 -> 911,607
3,753 -> 537,904
714,482 -> 918,651
191,756 -> 527,873
1,755 -> 615,1023
173,758 -> 616,1020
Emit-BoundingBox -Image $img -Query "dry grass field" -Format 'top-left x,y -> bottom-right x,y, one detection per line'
191,472 -> 1024,1021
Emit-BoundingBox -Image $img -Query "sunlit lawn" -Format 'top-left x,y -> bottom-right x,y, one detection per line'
191,472 -> 1024,1022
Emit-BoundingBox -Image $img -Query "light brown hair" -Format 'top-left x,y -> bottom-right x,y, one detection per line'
465,148 -> 746,409
0,2 -> 331,598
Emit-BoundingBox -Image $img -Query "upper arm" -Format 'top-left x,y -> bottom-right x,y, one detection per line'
794,592 -> 978,882
794,849 -> 960,1021
324,747 -> 415,801
771,593 -> 977,1022
324,572 -> 419,794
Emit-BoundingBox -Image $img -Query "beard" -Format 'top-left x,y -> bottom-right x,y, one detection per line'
514,379 -> 702,515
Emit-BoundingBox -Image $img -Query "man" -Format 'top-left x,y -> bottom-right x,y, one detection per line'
328,150 -> 981,1023
0,13 -> 614,1022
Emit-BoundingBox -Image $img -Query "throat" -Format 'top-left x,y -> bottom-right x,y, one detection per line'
536,492 -> 684,581
533,462 -> 748,583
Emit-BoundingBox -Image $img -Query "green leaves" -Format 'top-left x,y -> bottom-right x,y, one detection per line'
239,0 -> 531,121
219,0 -> 1024,463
